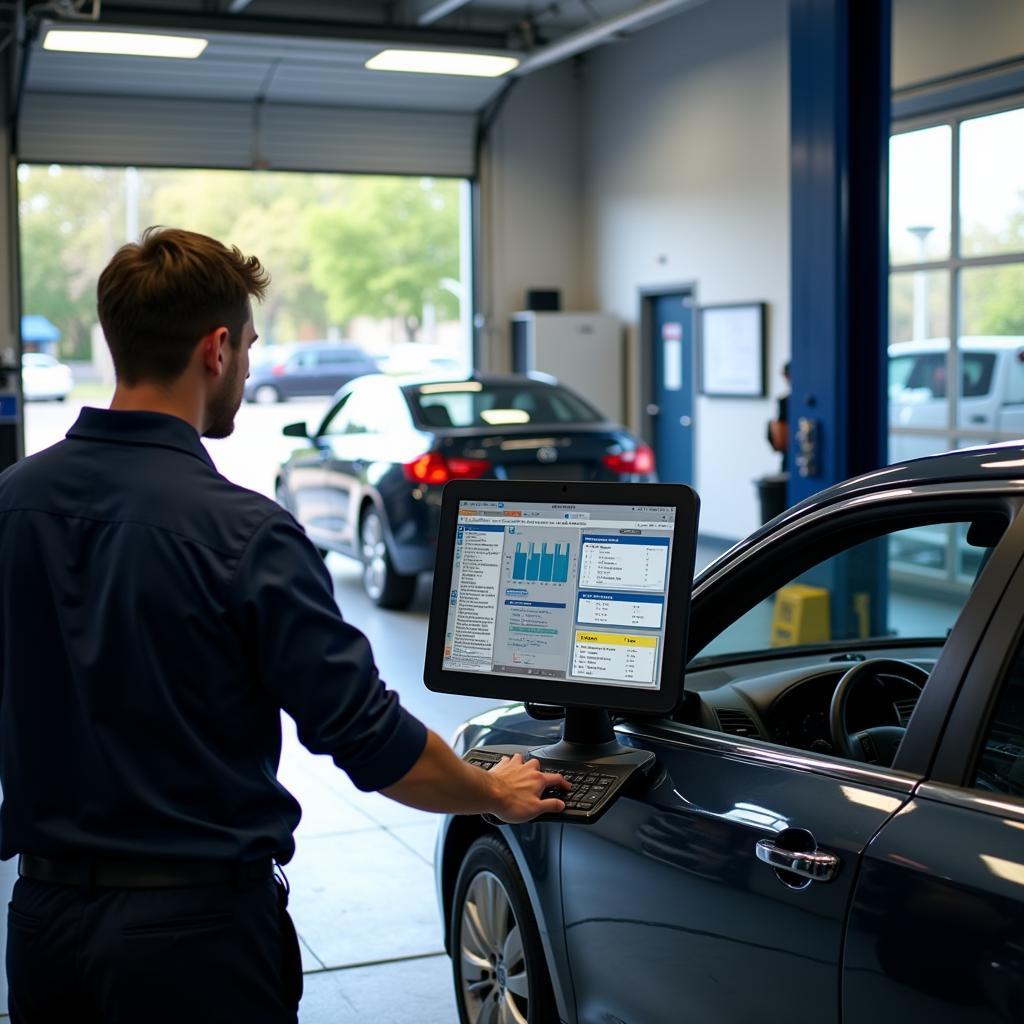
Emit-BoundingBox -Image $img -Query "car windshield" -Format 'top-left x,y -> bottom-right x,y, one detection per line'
409,381 -> 604,428
22,353 -> 55,367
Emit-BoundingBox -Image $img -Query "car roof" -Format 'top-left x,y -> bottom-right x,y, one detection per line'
397,371 -> 567,392
708,442 -> 1024,578
889,336 -> 1024,353
297,340 -> 368,351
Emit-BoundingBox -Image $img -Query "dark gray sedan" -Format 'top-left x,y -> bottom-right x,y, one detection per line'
435,444 -> 1024,1024
275,372 -> 655,608
243,341 -> 378,403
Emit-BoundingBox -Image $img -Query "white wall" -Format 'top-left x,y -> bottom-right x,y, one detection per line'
893,0 -> 1024,89
580,0 -> 790,541
477,63 -> 584,371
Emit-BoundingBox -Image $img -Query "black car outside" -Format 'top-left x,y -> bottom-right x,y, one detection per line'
243,341 -> 379,403
275,373 -> 656,608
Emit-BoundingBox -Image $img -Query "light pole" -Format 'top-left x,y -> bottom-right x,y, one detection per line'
907,224 -> 934,341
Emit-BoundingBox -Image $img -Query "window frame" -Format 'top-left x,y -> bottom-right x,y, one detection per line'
889,94 -> 1024,455
928,509 -> 1024,794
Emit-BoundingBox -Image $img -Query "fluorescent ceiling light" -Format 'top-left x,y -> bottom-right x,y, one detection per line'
43,29 -> 208,59
366,49 -> 519,77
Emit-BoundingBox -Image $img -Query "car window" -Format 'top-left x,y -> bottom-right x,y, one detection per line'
316,349 -> 369,367
973,638 -> 1024,799
411,382 -> 603,427
289,350 -> 317,371
338,387 -> 384,435
318,394 -> 351,437
1006,353 -> 1024,405
889,352 -> 994,400
698,520 -> 999,660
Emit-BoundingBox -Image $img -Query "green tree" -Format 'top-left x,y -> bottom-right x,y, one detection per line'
148,169 -> 338,343
960,206 -> 1024,336
306,176 -> 461,342
18,165 -> 126,358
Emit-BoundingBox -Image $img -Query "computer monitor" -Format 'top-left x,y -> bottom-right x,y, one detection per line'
424,480 -> 699,718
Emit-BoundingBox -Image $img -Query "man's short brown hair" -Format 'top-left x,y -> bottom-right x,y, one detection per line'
97,226 -> 270,386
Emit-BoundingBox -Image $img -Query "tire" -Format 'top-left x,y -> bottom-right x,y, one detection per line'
360,508 -> 416,609
451,836 -> 558,1024
253,384 -> 282,404
274,479 -> 291,512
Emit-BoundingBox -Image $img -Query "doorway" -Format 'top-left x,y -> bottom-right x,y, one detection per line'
640,285 -> 696,484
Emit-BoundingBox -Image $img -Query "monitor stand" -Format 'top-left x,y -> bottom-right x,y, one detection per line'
530,707 -> 655,770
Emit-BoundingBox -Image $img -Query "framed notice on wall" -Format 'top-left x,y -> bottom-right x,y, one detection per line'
698,302 -> 767,398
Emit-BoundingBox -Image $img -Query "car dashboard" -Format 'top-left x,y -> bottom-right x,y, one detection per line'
677,644 -> 941,757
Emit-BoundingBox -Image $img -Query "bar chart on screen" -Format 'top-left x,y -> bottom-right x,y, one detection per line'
512,541 -> 571,583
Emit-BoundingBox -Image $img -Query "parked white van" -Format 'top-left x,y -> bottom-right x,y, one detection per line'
889,336 -> 1024,462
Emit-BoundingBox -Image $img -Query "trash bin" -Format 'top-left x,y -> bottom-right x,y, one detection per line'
754,472 -> 789,525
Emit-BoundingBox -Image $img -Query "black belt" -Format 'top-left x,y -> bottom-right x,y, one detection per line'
18,854 -> 275,889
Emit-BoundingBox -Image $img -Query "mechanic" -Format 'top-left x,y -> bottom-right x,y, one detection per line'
0,227 -> 570,1023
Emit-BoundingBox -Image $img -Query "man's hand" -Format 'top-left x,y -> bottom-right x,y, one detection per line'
381,730 -> 571,822
487,753 -> 572,823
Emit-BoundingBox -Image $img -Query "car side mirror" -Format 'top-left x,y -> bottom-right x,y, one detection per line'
282,422 -> 308,438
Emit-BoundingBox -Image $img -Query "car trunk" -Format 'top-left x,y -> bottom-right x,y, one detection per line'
439,429 -> 623,481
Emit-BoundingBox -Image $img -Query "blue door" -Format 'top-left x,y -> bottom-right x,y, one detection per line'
649,292 -> 694,483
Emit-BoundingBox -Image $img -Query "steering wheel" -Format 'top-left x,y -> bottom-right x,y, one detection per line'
828,658 -> 928,766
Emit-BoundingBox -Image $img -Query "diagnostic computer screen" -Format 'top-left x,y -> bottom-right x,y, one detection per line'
441,499 -> 676,691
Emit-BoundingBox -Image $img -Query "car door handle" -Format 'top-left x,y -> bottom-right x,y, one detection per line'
755,838 -> 839,882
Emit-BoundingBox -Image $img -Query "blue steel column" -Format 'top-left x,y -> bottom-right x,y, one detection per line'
788,0 -> 891,639
788,0 -> 890,502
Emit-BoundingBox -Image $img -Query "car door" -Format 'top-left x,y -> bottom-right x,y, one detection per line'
559,495 -> 1023,1024
843,535 -> 1024,1024
285,393 -> 350,542
284,348 -> 320,397
316,379 -> 407,553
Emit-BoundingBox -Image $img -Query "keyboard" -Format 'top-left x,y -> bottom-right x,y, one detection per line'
463,745 -> 647,824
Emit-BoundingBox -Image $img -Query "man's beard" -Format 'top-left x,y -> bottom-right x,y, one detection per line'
204,364 -> 244,439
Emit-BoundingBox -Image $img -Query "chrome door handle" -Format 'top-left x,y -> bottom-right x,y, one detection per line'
755,839 -> 839,882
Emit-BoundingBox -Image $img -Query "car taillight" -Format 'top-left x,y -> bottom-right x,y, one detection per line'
602,444 -> 655,476
271,363 -> 286,376
403,452 -> 491,484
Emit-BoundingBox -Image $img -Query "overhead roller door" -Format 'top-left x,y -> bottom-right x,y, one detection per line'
260,105 -> 476,177
18,92 -> 477,178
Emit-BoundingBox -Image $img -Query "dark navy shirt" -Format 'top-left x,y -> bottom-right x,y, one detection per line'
0,408 -> 427,864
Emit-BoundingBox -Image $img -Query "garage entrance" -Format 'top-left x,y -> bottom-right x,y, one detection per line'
18,164 -> 473,495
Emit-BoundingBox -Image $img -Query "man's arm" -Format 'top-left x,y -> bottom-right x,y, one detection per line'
383,730 -> 571,824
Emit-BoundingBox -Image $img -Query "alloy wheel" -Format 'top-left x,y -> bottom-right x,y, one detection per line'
458,870 -> 529,1024
360,512 -> 387,602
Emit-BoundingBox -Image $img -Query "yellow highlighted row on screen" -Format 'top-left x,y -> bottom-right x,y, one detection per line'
575,631 -> 658,648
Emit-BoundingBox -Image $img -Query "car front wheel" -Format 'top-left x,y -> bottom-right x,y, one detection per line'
360,508 -> 416,609
451,835 -> 558,1024
253,383 -> 281,404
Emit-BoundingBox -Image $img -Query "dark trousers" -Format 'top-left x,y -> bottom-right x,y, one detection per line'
6,875 -> 303,1023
